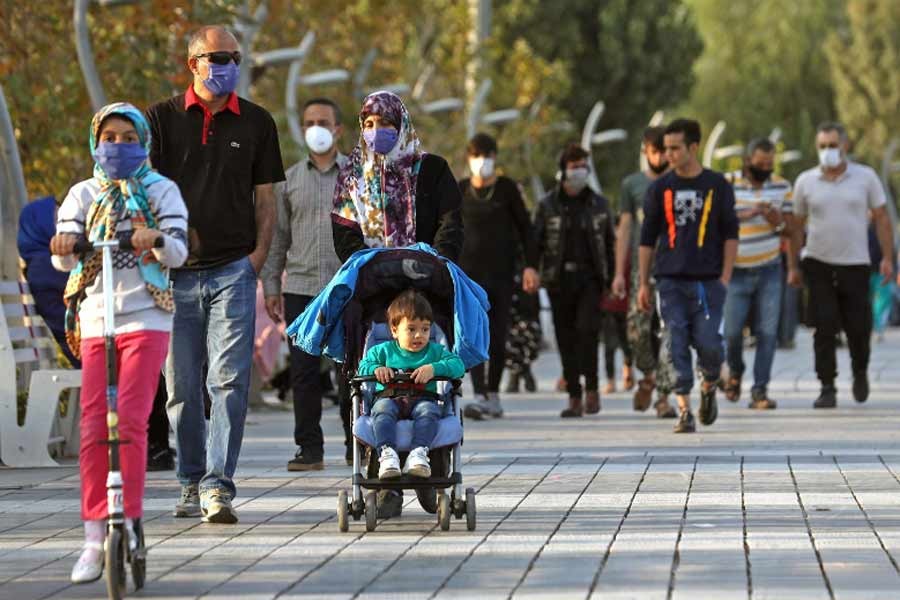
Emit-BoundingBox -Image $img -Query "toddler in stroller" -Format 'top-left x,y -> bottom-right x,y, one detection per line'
358,290 -> 465,480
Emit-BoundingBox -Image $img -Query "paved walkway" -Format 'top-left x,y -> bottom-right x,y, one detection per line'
2,329 -> 900,599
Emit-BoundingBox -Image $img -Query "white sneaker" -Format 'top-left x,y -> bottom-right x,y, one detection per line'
378,447 -> 401,479
70,542 -> 104,584
404,446 -> 431,478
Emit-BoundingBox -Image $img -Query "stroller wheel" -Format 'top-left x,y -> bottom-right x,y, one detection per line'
130,519 -> 146,590
105,527 -> 127,600
465,488 -> 477,531
337,490 -> 350,532
365,491 -> 378,532
416,488 -> 438,514
437,493 -> 451,531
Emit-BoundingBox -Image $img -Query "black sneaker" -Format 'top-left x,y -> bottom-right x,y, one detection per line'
287,449 -> 324,472
698,381 -> 718,426
852,374 -> 869,403
147,446 -> 175,471
376,490 -> 403,518
673,410 -> 696,433
813,385 -> 837,409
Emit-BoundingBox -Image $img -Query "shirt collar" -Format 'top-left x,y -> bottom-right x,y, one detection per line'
184,85 -> 240,115
305,152 -> 345,173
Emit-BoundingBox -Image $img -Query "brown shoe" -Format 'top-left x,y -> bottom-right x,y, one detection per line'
602,381 -> 615,394
556,377 -> 567,392
723,376 -> 741,402
749,389 -> 777,410
585,391 -> 601,414
654,396 -> 677,419
560,395 -> 583,418
633,378 -> 654,412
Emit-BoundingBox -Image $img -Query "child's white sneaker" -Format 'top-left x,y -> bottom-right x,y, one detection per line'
70,541 -> 104,583
378,446 -> 401,479
404,446 -> 431,478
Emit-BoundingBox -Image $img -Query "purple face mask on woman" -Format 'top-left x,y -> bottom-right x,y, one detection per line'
363,127 -> 399,155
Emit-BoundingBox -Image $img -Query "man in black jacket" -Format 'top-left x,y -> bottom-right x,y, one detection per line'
534,143 -> 615,418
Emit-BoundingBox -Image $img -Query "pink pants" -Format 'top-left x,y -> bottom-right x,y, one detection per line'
80,330 -> 169,520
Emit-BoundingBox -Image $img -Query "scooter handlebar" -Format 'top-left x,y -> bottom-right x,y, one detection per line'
72,235 -> 164,254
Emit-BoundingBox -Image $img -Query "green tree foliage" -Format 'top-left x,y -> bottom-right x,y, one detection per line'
491,0 -> 703,202
825,0 -> 900,192
683,0 -> 843,176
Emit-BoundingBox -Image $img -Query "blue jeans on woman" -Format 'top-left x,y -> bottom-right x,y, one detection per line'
656,277 -> 726,395
371,397 -> 442,450
166,256 -> 257,499
723,261 -> 783,394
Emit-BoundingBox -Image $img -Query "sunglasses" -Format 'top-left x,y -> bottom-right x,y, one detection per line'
194,51 -> 242,66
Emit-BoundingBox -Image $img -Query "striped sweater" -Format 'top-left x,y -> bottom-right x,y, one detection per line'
727,171 -> 792,269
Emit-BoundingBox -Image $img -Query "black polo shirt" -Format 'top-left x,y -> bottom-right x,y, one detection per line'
146,87 -> 285,269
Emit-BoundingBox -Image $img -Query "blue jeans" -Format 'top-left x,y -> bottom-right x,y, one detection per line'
166,256 -> 257,498
657,277 -> 726,395
371,397 -> 442,450
724,262 -> 783,393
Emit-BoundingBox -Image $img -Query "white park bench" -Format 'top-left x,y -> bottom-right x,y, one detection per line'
0,280 -> 82,467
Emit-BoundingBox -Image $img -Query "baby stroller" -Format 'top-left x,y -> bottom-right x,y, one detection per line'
335,248 -> 478,532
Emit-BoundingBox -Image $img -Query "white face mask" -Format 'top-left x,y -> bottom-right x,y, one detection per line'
818,147 -> 842,169
469,156 -> 495,179
565,167 -> 589,192
304,125 -> 334,155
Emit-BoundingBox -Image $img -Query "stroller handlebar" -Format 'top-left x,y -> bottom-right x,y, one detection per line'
72,235 -> 165,254
351,372 -> 458,385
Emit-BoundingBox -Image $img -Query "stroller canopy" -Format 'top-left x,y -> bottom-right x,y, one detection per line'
286,243 -> 490,370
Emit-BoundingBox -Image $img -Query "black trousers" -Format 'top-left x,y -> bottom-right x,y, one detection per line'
284,294 -> 325,456
548,276 -> 602,397
469,281 -> 513,394
147,373 -> 170,450
801,258 -> 872,384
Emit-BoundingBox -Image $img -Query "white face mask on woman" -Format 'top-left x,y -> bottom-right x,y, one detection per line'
469,156 -> 495,179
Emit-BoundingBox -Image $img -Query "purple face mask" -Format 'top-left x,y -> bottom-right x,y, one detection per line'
363,127 -> 399,154
202,62 -> 239,96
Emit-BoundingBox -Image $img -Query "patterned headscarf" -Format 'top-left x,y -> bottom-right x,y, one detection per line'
333,91 -> 424,249
63,102 -> 173,356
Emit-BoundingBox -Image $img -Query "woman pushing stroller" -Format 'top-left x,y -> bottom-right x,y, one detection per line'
50,103 -> 188,584
358,290 -> 465,480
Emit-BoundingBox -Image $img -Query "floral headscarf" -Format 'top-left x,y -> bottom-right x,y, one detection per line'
63,102 -> 173,356
333,91 -> 424,249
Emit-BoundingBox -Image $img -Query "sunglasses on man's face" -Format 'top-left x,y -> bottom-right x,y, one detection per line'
194,51 -> 242,66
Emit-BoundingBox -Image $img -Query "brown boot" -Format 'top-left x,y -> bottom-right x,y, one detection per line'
633,378 -> 655,412
560,395 -> 583,418
654,395 -> 677,419
585,391 -> 601,414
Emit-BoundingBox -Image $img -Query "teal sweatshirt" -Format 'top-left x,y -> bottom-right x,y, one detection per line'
357,340 -> 466,393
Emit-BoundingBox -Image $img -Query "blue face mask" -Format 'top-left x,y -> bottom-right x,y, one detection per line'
202,62 -> 239,96
93,142 -> 147,180
363,127 -> 399,155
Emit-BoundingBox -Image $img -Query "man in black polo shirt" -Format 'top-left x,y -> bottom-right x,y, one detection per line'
147,25 -> 285,524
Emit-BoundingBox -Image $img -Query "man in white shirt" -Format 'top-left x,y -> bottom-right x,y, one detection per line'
793,122 -> 895,408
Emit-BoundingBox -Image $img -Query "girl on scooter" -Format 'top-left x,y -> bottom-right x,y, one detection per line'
51,102 -> 188,584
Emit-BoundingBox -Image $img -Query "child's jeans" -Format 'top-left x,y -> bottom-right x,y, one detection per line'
371,396 -> 442,450
656,277 -> 726,395
80,330 -> 169,520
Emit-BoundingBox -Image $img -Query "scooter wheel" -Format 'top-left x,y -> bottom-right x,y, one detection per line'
131,519 -> 146,590
337,490 -> 350,532
105,528 -> 126,600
